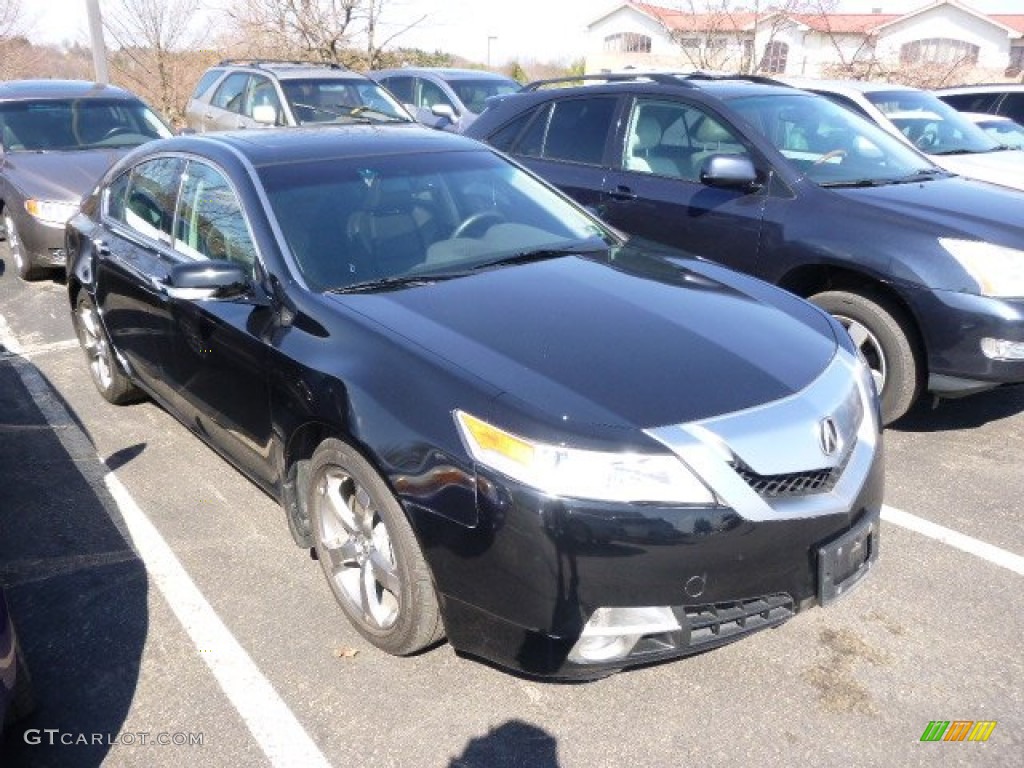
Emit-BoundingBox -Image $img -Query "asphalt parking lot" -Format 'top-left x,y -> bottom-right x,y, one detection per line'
0,264 -> 1021,767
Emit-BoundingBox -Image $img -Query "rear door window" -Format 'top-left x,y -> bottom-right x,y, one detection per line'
511,97 -> 617,165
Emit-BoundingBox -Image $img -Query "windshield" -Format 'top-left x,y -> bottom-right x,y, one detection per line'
864,90 -> 998,155
728,92 -> 940,186
0,98 -> 171,151
279,79 -> 411,124
260,149 -> 614,291
447,79 -> 521,114
973,117 -> 1024,149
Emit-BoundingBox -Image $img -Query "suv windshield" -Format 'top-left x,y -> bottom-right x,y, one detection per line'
279,79 -> 410,124
729,92 -> 937,186
260,149 -> 614,291
448,79 -> 520,114
0,98 -> 171,151
864,90 -> 998,155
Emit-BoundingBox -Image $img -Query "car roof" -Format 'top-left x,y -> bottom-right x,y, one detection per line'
0,79 -> 140,102
781,78 -> 920,96
372,68 -> 515,82
515,74 -> 795,101
162,124 -> 482,167
936,83 -> 1024,94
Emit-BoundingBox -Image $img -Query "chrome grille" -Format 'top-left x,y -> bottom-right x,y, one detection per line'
732,443 -> 853,498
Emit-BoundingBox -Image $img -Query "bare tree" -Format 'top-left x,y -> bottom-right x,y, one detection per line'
227,0 -> 426,68
0,0 -> 24,39
102,0 -> 210,124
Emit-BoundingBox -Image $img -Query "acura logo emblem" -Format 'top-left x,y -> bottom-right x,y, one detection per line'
819,417 -> 840,456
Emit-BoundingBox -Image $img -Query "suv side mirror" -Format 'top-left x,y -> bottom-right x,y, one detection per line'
430,103 -> 456,122
252,104 -> 279,126
699,155 -> 759,189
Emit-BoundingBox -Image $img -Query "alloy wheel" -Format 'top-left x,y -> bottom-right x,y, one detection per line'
315,468 -> 401,630
836,313 -> 886,393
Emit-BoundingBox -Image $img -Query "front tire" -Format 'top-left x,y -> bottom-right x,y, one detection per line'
810,289 -> 921,424
72,293 -> 142,404
3,212 -> 46,281
308,438 -> 444,656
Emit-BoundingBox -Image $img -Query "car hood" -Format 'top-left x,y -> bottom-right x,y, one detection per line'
927,149 -> 1024,191
833,175 -> 1024,249
334,248 -> 839,431
1,149 -> 131,202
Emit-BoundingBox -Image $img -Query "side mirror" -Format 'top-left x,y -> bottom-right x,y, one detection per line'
430,103 -> 456,122
699,155 -> 759,189
165,260 -> 249,300
252,104 -> 278,126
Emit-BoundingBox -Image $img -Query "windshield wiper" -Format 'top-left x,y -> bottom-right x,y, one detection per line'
893,168 -> 947,184
930,148 -> 975,156
819,178 -> 891,188
348,105 -> 410,123
470,246 -> 587,271
328,272 -> 468,294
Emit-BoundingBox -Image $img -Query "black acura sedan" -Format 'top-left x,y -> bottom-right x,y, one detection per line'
1,80 -> 172,280
66,126 -> 882,678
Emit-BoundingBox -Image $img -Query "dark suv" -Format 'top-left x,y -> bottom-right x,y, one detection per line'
464,74 -> 1024,423
184,60 -> 413,132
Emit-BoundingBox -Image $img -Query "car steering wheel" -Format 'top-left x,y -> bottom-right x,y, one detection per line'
813,149 -> 847,166
451,211 -> 505,239
102,127 -> 133,141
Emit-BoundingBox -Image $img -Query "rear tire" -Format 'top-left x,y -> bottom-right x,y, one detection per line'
72,293 -> 142,404
308,438 -> 444,655
810,289 -> 921,424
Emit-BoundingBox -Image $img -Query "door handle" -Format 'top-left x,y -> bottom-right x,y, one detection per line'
606,185 -> 637,201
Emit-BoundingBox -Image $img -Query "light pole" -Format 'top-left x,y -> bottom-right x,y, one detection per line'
487,36 -> 497,68
85,0 -> 109,84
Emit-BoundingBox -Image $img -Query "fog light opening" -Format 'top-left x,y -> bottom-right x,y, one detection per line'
568,606 -> 681,664
981,337 -> 1024,361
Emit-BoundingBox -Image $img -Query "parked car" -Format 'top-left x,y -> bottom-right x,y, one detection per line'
464,73 -> 1024,424
367,68 -> 520,131
184,60 -> 413,133
963,112 -> 1024,149
66,125 -> 882,679
781,77 -> 1024,191
1,587 -> 33,730
0,80 -> 172,280
936,83 -> 1024,126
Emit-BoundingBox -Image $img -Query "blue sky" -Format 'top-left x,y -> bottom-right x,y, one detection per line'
26,1 -> 1024,64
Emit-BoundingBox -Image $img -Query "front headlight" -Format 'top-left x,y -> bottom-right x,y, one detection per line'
24,199 -> 79,227
940,237 -> 1024,298
454,411 -> 715,505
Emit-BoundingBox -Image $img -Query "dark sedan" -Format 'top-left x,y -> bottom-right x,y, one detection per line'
66,126 -> 882,678
1,80 -> 172,280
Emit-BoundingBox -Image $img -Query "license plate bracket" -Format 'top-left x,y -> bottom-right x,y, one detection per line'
818,509 -> 879,605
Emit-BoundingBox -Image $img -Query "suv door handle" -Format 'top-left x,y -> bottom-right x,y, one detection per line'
606,185 -> 637,201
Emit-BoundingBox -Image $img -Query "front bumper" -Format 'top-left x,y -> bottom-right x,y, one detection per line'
6,207 -> 68,269
904,285 -> 1024,395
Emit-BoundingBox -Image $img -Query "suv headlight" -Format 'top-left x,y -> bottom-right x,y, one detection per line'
940,237 -> 1024,298
454,411 -> 715,505
25,199 -> 80,227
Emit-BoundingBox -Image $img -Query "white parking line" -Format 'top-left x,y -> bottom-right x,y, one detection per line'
882,504 -> 1024,576
0,337 -> 80,360
0,314 -> 333,768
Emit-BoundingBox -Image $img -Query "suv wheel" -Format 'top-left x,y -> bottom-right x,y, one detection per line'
810,289 -> 921,424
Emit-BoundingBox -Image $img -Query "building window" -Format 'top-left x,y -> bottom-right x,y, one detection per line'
759,41 -> 789,74
900,38 -> 979,66
1009,46 -> 1024,76
604,32 -> 652,53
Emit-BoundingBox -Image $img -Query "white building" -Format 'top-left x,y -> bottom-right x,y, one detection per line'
586,1 -> 1024,79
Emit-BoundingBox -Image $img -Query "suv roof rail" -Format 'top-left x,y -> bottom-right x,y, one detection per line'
216,59 -> 348,71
